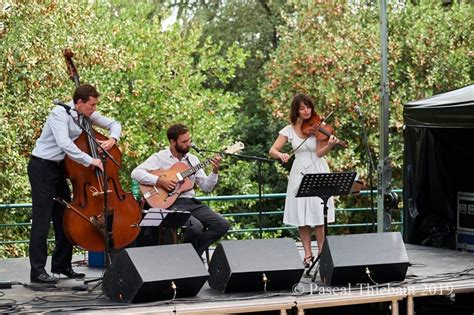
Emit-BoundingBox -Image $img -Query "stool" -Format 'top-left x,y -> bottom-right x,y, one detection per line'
159,226 -> 210,263
139,198 -> 210,261
158,226 -> 178,245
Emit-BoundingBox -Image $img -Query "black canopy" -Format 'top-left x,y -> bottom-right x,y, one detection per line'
404,84 -> 474,128
403,84 -> 474,248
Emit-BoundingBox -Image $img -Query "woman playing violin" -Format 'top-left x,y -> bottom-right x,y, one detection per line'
269,93 -> 340,268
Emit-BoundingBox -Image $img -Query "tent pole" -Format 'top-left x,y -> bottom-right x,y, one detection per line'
377,0 -> 392,232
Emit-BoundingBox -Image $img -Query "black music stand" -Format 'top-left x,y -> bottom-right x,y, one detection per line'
138,208 -> 191,246
296,171 -> 357,281
139,208 -> 191,229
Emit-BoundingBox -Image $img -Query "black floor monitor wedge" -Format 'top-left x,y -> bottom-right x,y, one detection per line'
103,244 -> 209,303
319,232 -> 409,286
208,238 -> 304,292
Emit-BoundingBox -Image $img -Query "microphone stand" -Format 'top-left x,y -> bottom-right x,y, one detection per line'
59,105 -> 119,287
194,148 -> 274,238
356,108 -> 376,232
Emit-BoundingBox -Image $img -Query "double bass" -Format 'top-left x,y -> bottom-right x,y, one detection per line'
61,49 -> 141,252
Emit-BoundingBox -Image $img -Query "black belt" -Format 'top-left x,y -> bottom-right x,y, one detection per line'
30,155 -> 62,166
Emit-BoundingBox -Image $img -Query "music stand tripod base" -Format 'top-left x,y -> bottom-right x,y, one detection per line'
296,171 -> 357,281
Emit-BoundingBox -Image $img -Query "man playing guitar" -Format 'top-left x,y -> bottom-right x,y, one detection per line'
131,123 -> 230,259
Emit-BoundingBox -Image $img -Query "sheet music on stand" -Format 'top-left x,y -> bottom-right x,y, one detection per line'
139,208 -> 191,228
296,172 -> 357,198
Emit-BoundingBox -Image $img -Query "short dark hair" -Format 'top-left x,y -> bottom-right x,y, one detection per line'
167,123 -> 189,141
289,94 -> 315,124
73,84 -> 100,104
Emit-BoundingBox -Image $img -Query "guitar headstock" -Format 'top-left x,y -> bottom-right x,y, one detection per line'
223,141 -> 245,155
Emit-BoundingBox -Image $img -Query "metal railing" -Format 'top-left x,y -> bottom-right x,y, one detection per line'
0,189 -> 402,246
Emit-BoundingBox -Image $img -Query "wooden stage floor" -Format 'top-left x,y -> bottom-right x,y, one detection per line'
1,243 -> 474,314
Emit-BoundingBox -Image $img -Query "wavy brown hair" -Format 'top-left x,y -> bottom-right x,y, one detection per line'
289,94 -> 315,124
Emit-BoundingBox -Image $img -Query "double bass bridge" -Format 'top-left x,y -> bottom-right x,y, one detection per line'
89,186 -> 113,197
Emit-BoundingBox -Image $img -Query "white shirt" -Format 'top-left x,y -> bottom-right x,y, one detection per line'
32,101 -> 121,166
131,148 -> 218,198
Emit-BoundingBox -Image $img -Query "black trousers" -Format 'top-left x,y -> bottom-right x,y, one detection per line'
172,198 -> 230,256
27,157 -> 73,278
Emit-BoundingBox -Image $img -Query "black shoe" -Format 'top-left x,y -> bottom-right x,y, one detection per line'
31,272 -> 58,284
51,268 -> 85,279
303,255 -> 314,268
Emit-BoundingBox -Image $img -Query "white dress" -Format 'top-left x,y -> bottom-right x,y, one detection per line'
280,125 -> 335,227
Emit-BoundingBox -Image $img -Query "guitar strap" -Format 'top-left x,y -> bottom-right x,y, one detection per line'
185,156 -> 196,180
185,156 -> 192,167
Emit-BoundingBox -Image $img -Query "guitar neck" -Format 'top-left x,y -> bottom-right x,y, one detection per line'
181,153 -> 224,179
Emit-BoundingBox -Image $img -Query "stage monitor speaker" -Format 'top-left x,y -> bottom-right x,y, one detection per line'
208,238 -> 304,292
103,244 -> 209,303
319,232 -> 409,286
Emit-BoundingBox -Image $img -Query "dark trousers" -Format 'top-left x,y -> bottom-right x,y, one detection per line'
27,157 -> 73,278
172,198 -> 229,256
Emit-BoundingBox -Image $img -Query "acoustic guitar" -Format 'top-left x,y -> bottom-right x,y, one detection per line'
140,142 -> 244,209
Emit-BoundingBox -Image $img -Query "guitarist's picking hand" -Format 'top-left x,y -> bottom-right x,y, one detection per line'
211,156 -> 222,174
159,176 -> 177,192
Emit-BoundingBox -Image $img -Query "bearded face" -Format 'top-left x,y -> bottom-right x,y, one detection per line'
172,132 -> 191,155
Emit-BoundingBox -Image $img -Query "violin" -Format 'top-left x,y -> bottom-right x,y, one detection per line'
301,112 -> 348,148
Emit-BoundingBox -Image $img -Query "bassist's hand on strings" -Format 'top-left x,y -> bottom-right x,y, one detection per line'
97,137 -> 116,153
91,158 -> 104,171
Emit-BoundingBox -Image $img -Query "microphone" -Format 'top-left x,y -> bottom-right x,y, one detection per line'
53,99 -> 75,111
191,143 -> 202,153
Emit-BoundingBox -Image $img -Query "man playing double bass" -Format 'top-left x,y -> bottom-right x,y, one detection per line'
28,84 -> 120,283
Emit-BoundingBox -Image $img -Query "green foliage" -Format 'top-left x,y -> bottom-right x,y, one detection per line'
0,1 -> 247,203
176,1 -> 295,234
265,1 -> 472,177
263,1 -> 472,233
0,1 -> 246,255
137,0 -> 295,239
181,0 -> 292,160
1,1 -> 472,256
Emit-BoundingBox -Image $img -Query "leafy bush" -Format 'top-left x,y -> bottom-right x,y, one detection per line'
0,1 -> 246,256
263,1 -> 472,233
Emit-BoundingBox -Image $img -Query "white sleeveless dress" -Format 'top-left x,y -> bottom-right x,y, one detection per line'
280,125 -> 335,227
